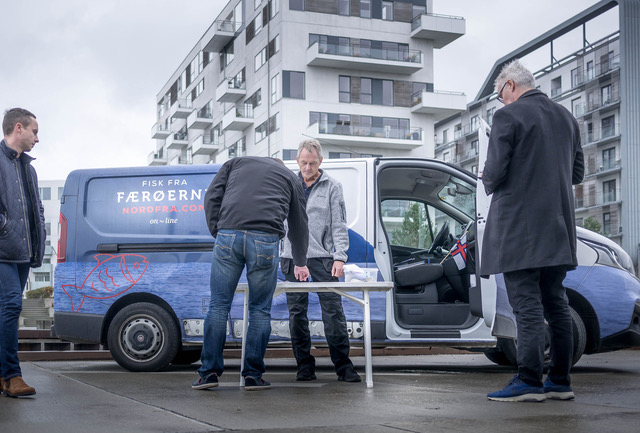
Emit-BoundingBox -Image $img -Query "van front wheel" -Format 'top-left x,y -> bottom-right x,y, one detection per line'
107,303 -> 180,372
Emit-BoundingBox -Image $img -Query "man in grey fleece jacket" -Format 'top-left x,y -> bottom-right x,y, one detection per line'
280,139 -> 361,383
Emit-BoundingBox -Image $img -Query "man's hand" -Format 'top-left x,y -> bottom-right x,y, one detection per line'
294,265 -> 309,281
332,260 -> 345,278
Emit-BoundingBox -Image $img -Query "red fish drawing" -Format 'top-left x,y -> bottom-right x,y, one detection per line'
62,254 -> 149,312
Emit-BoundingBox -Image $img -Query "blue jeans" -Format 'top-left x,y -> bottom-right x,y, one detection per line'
198,230 -> 279,379
0,262 -> 30,380
503,266 -> 573,387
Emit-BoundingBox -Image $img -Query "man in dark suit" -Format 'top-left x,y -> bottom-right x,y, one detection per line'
481,60 -> 584,402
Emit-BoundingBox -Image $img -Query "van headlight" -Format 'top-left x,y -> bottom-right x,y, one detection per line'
582,239 -> 636,276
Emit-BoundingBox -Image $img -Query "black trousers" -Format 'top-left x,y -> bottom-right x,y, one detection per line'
503,266 -> 573,387
281,257 -> 353,374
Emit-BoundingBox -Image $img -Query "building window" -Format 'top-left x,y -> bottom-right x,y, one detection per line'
601,115 -> 615,138
290,0 -> 304,11
283,71 -> 305,99
35,273 -> 50,282
39,187 -> 51,200
487,107 -> 495,125
572,97 -> 582,117
338,0 -> 349,16
571,68 -> 580,88
247,89 -> 262,109
360,78 -> 392,106
471,165 -> 478,175
601,84 -> 612,106
58,187 -> 64,200
443,151 -> 451,163
329,152 -> 352,159
602,147 -> 616,170
442,129 -> 448,144
255,113 -> 279,143
339,76 -> 351,103
271,73 -> 280,103
550,77 -> 562,97
382,1 -> 393,20
586,60 -> 594,80
192,79 -> 204,101
603,212 -> 611,235
471,115 -> 479,132
603,179 -> 616,203
360,0 -> 371,18
270,0 -> 280,18
454,123 -> 462,139
255,47 -> 267,71
268,34 -> 280,58
283,149 -> 297,160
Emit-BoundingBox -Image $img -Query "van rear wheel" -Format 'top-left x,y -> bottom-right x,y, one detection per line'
107,303 -> 180,372
495,305 -> 587,369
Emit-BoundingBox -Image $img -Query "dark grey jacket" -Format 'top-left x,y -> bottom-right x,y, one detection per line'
0,139 -> 46,267
204,156 -> 309,267
480,89 -> 584,276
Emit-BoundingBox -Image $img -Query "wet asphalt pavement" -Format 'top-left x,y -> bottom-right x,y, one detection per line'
1,350 -> 639,433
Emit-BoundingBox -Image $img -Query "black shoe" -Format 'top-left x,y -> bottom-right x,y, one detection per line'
244,376 -> 271,390
338,367 -> 361,383
296,366 -> 317,381
192,373 -> 219,390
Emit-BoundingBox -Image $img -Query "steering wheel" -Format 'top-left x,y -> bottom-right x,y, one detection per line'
428,221 -> 450,255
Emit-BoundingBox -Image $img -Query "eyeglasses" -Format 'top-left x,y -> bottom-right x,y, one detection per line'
497,81 -> 508,104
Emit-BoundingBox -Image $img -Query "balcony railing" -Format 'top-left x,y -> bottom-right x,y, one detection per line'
203,19 -> 239,53
170,98 -> 193,119
571,54 -> 621,88
313,121 -> 422,141
585,156 -> 621,176
575,189 -> 621,209
583,123 -> 620,145
313,40 -> 422,64
410,13 -> 465,48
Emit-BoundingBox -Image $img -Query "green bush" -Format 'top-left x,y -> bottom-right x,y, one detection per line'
26,286 -> 54,299
583,216 -> 602,234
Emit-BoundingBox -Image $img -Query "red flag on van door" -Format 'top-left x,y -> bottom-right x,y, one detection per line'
451,233 -> 467,270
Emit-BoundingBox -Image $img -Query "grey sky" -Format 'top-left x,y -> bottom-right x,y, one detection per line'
0,0 -> 617,180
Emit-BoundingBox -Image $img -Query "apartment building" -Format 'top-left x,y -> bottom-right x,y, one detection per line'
150,0 -> 467,167
435,0 -> 640,270
26,179 -> 65,292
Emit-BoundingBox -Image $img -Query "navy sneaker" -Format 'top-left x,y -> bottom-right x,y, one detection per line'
244,376 -> 271,390
192,373 -> 219,390
487,375 -> 545,402
543,377 -> 575,400
338,367 -> 362,383
296,366 -> 317,381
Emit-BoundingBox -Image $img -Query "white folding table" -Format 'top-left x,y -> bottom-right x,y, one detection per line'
235,281 -> 394,388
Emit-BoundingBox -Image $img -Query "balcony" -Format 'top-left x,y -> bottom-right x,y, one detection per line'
192,133 -> 220,156
575,189 -> 622,210
306,41 -> 423,75
410,13 -> 465,48
203,20 -> 238,53
148,151 -> 167,166
187,107 -> 214,129
166,131 -> 188,150
222,104 -> 254,131
169,99 -> 193,120
306,121 -> 423,150
583,123 -> 620,146
585,157 -> 621,177
151,123 -> 171,139
411,90 -> 467,121
216,77 -> 246,102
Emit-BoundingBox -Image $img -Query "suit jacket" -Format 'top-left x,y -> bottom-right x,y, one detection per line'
480,89 -> 584,276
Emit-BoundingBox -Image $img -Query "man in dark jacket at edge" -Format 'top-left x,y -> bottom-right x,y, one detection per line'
192,156 -> 310,391
481,60 -> 584,402
0,108 -> 46,398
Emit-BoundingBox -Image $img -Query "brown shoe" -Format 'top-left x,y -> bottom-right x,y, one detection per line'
5,377 -> 36,397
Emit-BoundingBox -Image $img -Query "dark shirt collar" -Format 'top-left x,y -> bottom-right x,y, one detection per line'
299,169 -> 323,200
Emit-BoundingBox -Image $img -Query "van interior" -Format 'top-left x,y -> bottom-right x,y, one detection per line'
377,165 -> 478,334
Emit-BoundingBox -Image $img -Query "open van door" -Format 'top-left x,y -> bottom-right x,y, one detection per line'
475,118 -> 517,339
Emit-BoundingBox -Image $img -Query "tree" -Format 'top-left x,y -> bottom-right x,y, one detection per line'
391,202 -> 433,248
583,216 -> 601,234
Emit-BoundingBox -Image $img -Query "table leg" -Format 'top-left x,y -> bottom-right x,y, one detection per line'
240,291 -> 249,386
363,289 -> 373,388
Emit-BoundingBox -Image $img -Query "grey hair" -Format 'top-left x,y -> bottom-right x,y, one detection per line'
298,138 -> 323,158
494,59 -> 536,93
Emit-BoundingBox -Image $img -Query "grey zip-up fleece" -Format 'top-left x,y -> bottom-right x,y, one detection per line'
281,171 -> 348,262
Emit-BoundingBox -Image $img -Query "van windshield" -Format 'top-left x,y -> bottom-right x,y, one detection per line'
437,178 -> 476,219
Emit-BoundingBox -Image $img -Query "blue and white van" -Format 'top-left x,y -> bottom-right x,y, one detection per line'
53,130 -> 640,371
